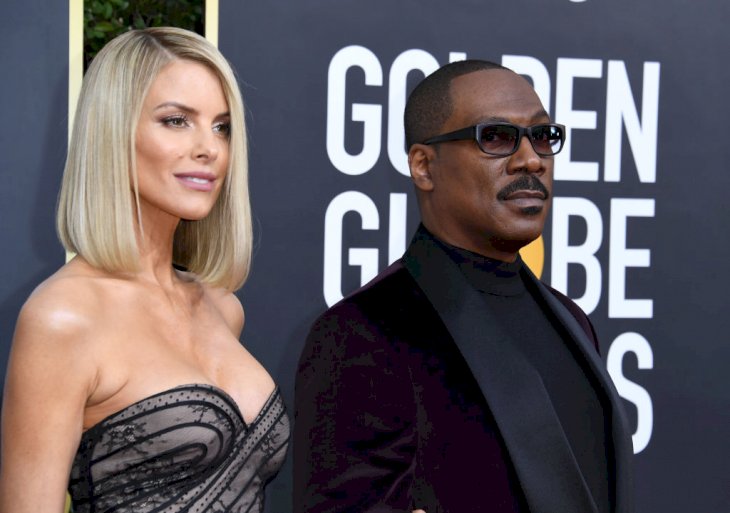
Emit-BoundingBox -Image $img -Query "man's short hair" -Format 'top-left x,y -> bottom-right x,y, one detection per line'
57,27 -> 252,291
404,59 -> 507,149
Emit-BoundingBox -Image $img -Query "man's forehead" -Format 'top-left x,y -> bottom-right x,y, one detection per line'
450,68 -> 531,93
448,69 -> 547,123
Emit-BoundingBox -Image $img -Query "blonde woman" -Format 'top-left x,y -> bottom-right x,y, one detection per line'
0,28 -> 289,513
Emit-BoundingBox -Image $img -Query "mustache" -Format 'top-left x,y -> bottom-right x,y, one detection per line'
497,175 -> 550,201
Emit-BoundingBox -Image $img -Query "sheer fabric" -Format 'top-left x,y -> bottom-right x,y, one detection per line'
69,384 -> 289,513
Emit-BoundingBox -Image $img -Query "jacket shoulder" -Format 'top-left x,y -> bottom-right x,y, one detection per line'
318,260 -> 418,322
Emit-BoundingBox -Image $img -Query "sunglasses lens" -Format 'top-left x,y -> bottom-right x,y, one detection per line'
531,125 -> 563,155
479,125 -> 519,155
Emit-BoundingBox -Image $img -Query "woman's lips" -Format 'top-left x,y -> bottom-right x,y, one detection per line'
174,172 -> 216,191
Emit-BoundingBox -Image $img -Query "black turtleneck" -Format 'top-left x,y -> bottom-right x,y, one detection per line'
431,233 -> 612,513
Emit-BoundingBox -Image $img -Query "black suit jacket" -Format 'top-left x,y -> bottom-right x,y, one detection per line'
294,229 -> 633,513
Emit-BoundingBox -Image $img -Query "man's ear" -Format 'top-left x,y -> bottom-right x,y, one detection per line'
408,144 -> 435,192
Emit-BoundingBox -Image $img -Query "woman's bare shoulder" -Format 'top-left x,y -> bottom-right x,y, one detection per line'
16,258 -> 124,351
6,260 -> 116,411
201,282 -> 245,337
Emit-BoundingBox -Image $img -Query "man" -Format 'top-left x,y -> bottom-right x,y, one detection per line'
294,60 -> 633,513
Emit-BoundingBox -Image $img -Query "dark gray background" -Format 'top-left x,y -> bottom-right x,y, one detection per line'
1,1 -> 728,512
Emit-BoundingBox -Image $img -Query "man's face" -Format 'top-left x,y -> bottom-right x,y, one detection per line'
416,69 -> 554,261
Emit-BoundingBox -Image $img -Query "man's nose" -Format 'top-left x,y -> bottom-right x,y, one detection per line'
508,135 -> 543,174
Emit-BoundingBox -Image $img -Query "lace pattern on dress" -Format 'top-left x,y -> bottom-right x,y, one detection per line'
69,384 -> 289,513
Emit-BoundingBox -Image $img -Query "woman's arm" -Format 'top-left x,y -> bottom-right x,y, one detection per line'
0,285 -> 96,513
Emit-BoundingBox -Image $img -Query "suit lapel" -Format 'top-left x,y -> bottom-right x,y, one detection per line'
403,229 -> 599,513
524,267 -> 634,513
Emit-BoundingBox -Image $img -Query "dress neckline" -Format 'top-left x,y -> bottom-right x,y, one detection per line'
81,383 -> 280,437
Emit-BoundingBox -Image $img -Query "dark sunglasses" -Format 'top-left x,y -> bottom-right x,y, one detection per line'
422,122 -> 566,157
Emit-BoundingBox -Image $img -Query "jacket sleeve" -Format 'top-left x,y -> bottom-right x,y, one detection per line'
293,302 -> 417,513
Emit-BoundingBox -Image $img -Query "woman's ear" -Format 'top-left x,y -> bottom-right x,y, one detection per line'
408,144 -> 435,192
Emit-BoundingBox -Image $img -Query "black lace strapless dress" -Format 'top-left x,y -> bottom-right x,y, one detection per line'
68,384 -> 289,513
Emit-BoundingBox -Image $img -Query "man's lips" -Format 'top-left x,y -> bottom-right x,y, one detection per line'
503,190 -> 546,201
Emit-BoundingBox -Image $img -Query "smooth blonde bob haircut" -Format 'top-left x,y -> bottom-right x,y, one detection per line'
57,27 -> 251,291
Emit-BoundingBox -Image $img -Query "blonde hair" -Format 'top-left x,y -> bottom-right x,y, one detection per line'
57,27 -> 252,291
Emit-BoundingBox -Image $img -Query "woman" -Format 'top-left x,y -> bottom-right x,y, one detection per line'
0,27 -> 289,513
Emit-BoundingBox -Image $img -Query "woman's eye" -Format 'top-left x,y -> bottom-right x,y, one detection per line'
163,115 -> 189,127
214,122 -> 231,136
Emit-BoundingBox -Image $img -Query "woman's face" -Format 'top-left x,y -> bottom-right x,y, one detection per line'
135,59 -> 230,226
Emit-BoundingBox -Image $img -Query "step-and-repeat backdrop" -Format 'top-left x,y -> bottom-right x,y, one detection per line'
1,1 -> 728,511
